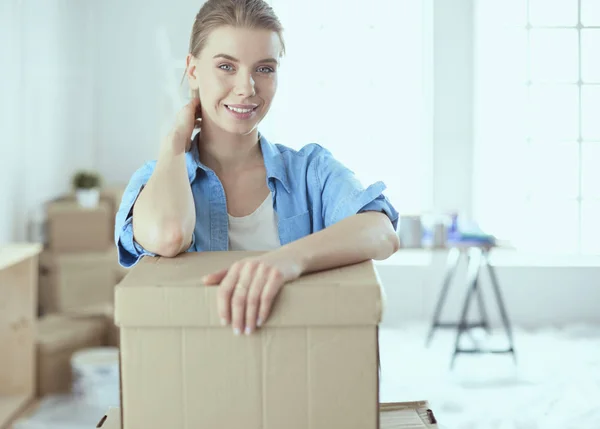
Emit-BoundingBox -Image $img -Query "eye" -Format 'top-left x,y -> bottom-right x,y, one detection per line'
218,64 -> 234,72
257,66 -> 275,73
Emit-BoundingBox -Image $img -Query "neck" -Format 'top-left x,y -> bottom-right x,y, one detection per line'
197,121 -> 262,173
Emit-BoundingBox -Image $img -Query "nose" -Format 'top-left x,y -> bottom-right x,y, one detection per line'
234,71 -> 256,97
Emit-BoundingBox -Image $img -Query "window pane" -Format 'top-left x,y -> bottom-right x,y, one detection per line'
527,142 -> 579,198
530,29 -> 578,83
581,200 -> 600,254
582,30 -> 600,83
529,0 -> 578,26
582,85 -> 600,140
476,0 -> 528,28
581,143 -> 600,198
582,0 -> 600,26
516,199 -> 579,253
529,85 -> 579,140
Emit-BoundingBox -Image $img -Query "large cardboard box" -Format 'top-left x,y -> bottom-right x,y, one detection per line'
47,200 -> 112,252
96,403 -> 440,429
38,250 -> 117,314
36,314 -> 107,396
0,244 -> 42,429
116,251 -> 383,429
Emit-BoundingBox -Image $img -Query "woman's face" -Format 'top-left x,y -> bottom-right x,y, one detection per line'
186,26 -> 281,136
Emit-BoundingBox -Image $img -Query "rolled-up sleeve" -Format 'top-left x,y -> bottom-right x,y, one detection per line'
114,162 -> 157,268
315,147 -> 399,229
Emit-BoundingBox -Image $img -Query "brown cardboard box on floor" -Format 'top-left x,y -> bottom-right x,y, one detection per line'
66,303 -> 119,347
0,244 -> 42,429
47,199 -> 112,252
36,313 -> 106,396
116,251 -> 382,429
96,402 -> 439,429
37,250 -> 117,314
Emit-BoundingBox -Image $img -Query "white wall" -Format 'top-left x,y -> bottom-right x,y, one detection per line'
432,0 -> 474,219
0,1 -> 23,245
1,1 -> 97,243
92,0 -> 202,185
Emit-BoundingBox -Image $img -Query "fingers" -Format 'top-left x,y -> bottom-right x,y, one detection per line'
258,268 -> 284,328
230,262 -> 255,335
216,264 -> 239,327
202,268 -> 228,286
215,260 -> 284,336
244,264 -> 267,335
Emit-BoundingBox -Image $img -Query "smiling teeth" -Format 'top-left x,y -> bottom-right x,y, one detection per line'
227,105 -> 253,113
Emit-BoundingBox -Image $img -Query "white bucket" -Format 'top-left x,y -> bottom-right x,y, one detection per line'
71,347 -> 120,409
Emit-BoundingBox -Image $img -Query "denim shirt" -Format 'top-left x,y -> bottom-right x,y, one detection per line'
115,133 -> 399,268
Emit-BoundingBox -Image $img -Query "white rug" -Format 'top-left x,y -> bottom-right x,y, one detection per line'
379,323 -> 600,429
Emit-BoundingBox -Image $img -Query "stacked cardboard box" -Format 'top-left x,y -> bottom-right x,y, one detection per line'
98,251 -> 440,429
0,244 -> 42,429
3,246 -> 440,428
36,313 -> 107,396
38,185 -> 126,316
27,185 -> 127,400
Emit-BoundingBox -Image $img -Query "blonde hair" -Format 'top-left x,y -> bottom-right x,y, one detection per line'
183,0 -> 286,91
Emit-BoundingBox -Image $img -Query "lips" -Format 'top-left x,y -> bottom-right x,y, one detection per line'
224,104 -> 258,120
225,104 -> 258,113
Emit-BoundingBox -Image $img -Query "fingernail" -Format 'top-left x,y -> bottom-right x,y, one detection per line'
257,318 -> 263,327
244,327 -> 252,335
233,328 -> 240,336
220,318 -> 227,326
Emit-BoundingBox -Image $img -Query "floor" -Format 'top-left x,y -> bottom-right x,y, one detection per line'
379,323 -> 600,429
13,323 -> 600,429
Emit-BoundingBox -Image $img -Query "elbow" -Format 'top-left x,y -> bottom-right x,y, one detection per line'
135,220 -> 189,257
155,223 -> 187,257
372,221 -> 400,261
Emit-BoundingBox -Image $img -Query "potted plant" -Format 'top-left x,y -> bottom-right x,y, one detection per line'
72,170 -> 102,208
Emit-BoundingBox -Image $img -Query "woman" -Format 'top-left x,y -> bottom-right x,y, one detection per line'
115,0 -> 399,336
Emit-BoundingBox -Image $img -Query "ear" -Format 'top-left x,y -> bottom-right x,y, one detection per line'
186,54 -> 199,90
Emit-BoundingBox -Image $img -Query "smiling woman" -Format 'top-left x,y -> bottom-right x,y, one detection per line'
114,0 -> 399,336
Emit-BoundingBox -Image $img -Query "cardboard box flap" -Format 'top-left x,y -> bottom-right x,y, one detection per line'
115,252 -> 383,328
37,314 -> 106,354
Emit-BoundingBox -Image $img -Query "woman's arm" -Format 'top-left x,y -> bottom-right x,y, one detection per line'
204,212 -> 398,335
279,211 -> 399,275
131,100 -> 199,257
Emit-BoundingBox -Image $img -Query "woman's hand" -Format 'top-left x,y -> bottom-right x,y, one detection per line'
202,250 -> 304,335
166,97 -> 202,154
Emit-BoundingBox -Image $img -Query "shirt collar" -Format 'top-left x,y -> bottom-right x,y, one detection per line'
258,133 -> 291,193
189,131 -> 291,193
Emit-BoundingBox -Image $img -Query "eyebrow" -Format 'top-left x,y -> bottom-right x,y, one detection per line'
213,53 -> 278,65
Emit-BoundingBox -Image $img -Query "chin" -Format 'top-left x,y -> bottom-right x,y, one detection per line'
219,122 -> 259,136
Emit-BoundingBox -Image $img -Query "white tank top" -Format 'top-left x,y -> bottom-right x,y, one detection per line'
228,194 -> 281,251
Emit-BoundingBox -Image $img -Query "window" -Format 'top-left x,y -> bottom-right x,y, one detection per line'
260,0 -> 433,215
473,0 -> 600,254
